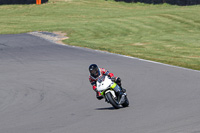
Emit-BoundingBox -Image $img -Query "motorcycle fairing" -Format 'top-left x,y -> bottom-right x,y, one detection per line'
96,76 -> 112,91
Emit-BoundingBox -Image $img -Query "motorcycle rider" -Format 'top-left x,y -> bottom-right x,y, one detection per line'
89,64 -> 126,100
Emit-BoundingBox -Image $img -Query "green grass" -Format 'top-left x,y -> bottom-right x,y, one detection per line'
0,0 -> 200,70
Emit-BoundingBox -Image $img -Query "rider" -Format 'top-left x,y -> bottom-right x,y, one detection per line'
89,64 -> 126,100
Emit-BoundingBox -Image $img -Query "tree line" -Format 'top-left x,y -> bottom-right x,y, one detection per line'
115,0 -> 200,5
0,0 -> 48,5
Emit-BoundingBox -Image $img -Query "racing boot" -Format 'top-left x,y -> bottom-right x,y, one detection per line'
117,82 -> 126,93
115,77 -> 126,93
119,85 -> 126,93
96,91 -> 103,100
122,88 -> 126,93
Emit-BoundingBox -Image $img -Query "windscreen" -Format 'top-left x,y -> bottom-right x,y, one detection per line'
97,75 -> 105,83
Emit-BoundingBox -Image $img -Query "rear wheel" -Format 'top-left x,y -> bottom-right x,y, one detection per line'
106,92 -> 120,109
122,96 -> 129,107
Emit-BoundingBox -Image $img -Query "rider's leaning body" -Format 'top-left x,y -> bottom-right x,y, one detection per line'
88,64 -> 125,100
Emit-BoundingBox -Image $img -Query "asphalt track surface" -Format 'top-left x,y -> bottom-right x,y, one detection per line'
0,34 -> 200,133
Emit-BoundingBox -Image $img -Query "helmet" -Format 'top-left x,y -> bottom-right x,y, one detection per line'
89,64 -> 100,78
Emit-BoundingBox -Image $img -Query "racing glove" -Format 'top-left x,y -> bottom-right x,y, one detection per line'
93,85 -> 97,91
108,73 -> 114,78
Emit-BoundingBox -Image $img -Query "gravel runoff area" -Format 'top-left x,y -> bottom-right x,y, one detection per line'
28,31 -> 68,45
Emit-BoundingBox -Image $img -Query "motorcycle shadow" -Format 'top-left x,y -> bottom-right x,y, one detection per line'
95,107 -> 117,110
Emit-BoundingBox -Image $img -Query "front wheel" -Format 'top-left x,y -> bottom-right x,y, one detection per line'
106,92 -> 120,109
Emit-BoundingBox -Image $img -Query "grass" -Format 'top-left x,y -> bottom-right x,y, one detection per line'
0,0 -> 200,70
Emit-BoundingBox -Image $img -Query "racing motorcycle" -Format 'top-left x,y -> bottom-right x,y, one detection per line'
96,75 -> 129,109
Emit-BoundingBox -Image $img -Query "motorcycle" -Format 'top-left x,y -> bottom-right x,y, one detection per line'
96,75 -> 129,109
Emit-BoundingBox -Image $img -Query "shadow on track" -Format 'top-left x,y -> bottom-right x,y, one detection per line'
95,107 -> 116,110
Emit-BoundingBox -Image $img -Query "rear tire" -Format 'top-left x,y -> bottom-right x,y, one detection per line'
122,96 -> 129,107
106,92 -> 120,109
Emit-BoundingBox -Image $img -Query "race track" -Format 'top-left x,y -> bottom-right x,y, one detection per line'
0,34 -> 200,133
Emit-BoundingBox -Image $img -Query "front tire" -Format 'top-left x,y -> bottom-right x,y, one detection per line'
106,92 -> 120,109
